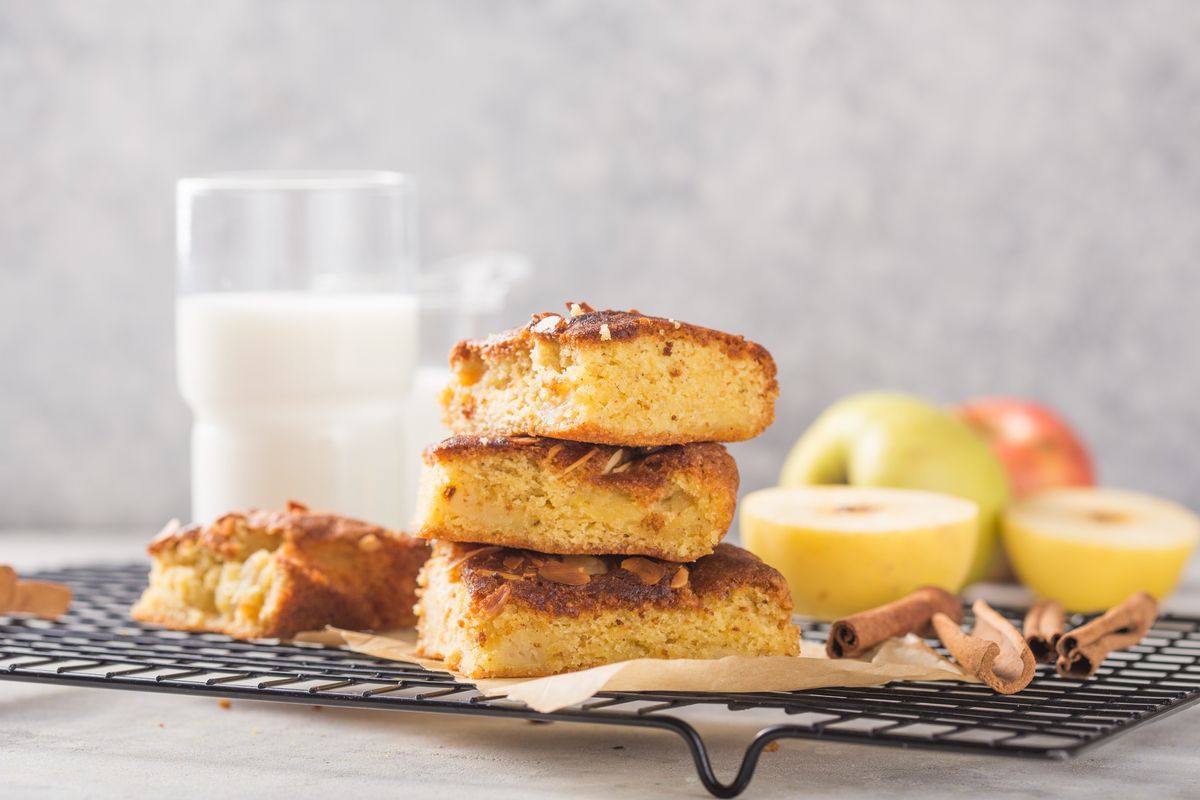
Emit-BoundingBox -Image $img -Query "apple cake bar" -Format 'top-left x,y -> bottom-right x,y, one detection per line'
132,502 -> 429,639
414,435 -> 738,562
441,303 -> 778,446
416,541 -> 799,678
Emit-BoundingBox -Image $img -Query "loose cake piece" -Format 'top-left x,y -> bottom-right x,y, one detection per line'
442,303 -> 778,446
414,435 -> 738,562
132,502 -> 429,639
416,541 -> 799,678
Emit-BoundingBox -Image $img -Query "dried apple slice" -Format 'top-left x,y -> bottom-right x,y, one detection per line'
1003,488 -> 1199,612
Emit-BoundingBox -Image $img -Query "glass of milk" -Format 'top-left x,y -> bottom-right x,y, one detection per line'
176,172 -> 418,528
396,251 -> 531,520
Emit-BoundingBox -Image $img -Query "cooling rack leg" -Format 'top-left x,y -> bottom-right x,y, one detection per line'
647,718 -> 778,798
663,722 -> 819,798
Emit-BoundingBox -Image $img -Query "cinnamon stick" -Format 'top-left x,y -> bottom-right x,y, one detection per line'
933,599 -> 1036,694
826,586 -> 963,659
1023,599 -> 1065,664
0,565 -> 73,619
1055,591 -> 1158,679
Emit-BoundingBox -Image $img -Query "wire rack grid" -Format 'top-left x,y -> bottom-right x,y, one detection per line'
2,564 -> 1199,798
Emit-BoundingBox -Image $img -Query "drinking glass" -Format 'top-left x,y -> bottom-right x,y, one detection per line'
397,251 -> 531,519
176,172 -> 418,527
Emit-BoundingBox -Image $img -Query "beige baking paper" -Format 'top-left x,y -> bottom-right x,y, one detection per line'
295,627 -> 978,714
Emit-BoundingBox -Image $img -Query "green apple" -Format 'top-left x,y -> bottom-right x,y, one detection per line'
780,391 -> 1011,585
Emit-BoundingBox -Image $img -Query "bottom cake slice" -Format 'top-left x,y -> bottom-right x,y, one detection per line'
416,541 -> 799,678
132,502 -> 430,639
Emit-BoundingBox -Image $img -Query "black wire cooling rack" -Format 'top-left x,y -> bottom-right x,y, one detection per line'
3,565 -> 1200,798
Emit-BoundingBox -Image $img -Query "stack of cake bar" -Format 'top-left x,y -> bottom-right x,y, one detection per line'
412,303 -> 800,678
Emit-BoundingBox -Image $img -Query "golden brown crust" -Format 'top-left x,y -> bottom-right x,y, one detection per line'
443,304 -> 778,446
136,503 -> 429,637
452,304 -> 777,373
438,542 -> 792,619
424,435 -> 738,495
272,536 -> 429,634
466,422 -> 759,449
147,501 -> 392,558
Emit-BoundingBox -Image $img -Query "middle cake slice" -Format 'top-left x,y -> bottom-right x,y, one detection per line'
414,434 -> 738,562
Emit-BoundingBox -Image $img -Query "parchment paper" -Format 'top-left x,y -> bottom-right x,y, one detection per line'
296,627 -> 978,713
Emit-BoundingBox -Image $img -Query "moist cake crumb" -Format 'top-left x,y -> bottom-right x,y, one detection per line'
415,436 -> 738,562
416,541 -> 799,678
441,304 -> 778,446
132,502 -> 429,640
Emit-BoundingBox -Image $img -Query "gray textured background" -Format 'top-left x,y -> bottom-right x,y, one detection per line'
2,0 -> 1198,529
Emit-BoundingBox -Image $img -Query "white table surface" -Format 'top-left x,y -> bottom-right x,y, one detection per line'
2,529 -> 1199,799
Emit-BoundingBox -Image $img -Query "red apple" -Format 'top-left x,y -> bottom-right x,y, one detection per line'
956,398 -> 1095,497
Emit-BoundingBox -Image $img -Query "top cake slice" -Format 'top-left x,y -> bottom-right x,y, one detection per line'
441,303 -> 778,446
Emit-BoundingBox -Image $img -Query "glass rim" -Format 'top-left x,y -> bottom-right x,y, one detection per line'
177,170 -> 413,193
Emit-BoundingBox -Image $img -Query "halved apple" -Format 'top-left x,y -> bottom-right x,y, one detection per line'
780,391 -> 1010,585
740,486 -> 978,620
1003,488 -> 1200,612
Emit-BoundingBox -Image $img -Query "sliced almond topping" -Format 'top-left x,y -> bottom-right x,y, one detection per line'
532,315 -> 563,334
446,545 -> 502,572
357,533 -> 382,552
538,560 -> 590,586
621,557 -> 667,586
508,436 -> 541,445
502,554 -> 525,571
562,554 -> 608,576
479,584 -> 512,619
599,323 -> 612,341
600,449 -> 626,475
151,517 -> 184,543
669,566 -> 689,589
560,447 -> 599,476
610,462 -> 632,474
564,300 -> 595,315
541,443 -> 565,466
488,570 -> 526,581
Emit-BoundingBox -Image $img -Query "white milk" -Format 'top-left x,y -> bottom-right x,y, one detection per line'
177,292 -> 418,528
397,365 -> 454,524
